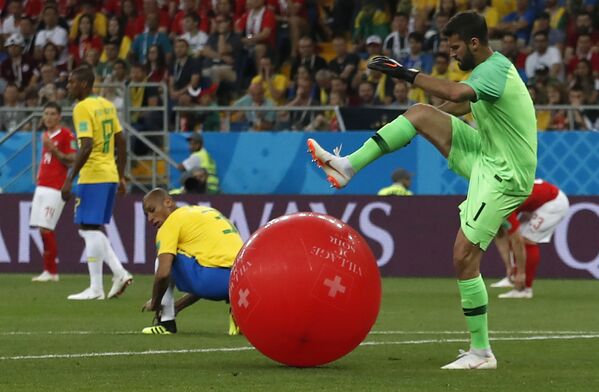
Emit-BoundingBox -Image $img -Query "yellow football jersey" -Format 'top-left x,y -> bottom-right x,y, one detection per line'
73,95 -> 122,184
156,206 -> 243,269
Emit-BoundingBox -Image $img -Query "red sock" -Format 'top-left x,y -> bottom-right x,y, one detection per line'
525,243 -> 540,288
41,230 -> 58,274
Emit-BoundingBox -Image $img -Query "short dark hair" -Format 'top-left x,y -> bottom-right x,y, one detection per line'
43,101 -> 62,114
113,59 -> 128,69
442,11 -> 488,45
408,32 -> 424,43
71,66 -> 96,87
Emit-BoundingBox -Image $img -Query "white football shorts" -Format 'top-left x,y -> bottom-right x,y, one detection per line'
519,190 -> 569,243
29,186 -> 66,230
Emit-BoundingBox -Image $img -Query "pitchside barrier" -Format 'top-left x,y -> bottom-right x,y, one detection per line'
0,194 -> 597,279
2,131 -> 599,195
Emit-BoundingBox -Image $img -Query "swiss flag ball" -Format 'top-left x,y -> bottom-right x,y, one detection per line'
229,212 -> 382,367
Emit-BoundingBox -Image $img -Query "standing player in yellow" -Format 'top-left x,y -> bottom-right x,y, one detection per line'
61,66 -> 133,300
141,188 -> 243,335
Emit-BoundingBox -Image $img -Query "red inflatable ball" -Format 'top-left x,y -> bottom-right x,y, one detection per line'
230,212 -> 382,367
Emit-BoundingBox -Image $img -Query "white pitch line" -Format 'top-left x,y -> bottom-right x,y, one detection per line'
2,330 -> 598,337
2,334 -> 599,361
369,330 -> 599,335
0,346 -> 255,361
362,334 -> 599,346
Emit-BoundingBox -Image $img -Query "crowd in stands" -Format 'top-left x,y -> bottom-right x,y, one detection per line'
0,0 -> 598,133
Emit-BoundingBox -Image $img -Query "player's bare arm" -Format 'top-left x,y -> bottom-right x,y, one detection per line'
174,293 -> 201,315
508,231 -> 526,290
42,133 -> 76,166
436,99 -> 471,116
413,73 -> 476,103
145,253 -> 175,312
114,131 -> 128,195
61,137 -> 93,201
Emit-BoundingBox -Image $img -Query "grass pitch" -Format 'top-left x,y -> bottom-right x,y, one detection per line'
0,275 -> 598,392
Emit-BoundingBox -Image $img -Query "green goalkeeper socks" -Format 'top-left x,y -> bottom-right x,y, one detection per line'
458,275 -> 490,350
347,115 -> 417,172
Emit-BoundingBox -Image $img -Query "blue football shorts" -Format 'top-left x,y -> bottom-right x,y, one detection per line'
74,182 -> 117,225
172,253 -> 231,301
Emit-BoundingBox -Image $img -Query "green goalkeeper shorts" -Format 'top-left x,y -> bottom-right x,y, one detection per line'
448,116 -> 527,251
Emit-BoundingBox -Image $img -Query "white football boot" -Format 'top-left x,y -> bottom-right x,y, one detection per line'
107,271 -> 133,299
498,288 -> 533,299
306,138 -> 354,189
32,271 -> 59,282
490,276 -> 513,288
67,287 -> 105,300
441,349 -> 497,370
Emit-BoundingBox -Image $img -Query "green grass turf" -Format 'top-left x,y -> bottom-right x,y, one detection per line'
0,275 -> 598,392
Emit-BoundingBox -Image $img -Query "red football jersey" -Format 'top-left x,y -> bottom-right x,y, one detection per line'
507,179 -> 559,234
37,127 -> 77,190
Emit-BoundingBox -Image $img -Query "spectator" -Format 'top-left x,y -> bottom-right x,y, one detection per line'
119,0 -> 139,39
471,0 -> 500,37
377,168 -> 413,196
211,0 -> 236,32
565,12 -> 599,53
171,167 -> 212,195
18,16 -> 37,57
171,0 -> 210,37
96,38 -> 121,82
289,35 -> 327,81
68,0 -> 107,41
68,14 -> 104,68
177,91 -> 204,131
232,82 -> 276,131
328,35 -> 359,83
169,37 -> 203,104
436,0 -> 458,18
38,42 -> 68,84
285,75 -> 318,130
367,70 -> 394,105
542,0 -> 568,31
527,65 -> 556,100
0,33 -> 38,91
383,12 -> 410,62
196,84 -> 221,131
177,133 -> 220,194
180,13 -> 209,57
568,84 -> 594,130
235,0 -> 277,60
202,15 -> 241,85
34,5 -> 68,64
133,0 -> 171,35
431,52 -> 451,80
251,55 -> 289,105
145,44 -> 169,84
404,32 -> 433,74
128,63 -> 163,154
527,84 -> 550,131
104,59 -> 130,84
546,81 -> 568,130
566,33 -> 599,77
353,35 -> 384,90
569,59 -> 598,106
356,80 -> 383,106
525,31 -> 563,81
393,80 -> 416,107
130,12 -> 173,65
1,0 -> 24,41
34,64 -> 66,103
497,0 -> 536,46
352,3 -> 390,45
500,32 -> 528,81
268,0 -> 308,58
425,12 -> 450,53
0,84 -> 25,131
531,11 -> 565,49
100,16 -> 132,62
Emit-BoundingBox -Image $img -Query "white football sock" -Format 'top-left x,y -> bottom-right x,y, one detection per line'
100,232 -> 127,277
153,258 -> 175,321
79,230 -> 105,291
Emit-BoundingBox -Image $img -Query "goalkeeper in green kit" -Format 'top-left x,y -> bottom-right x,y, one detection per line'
308,11 -> 537,369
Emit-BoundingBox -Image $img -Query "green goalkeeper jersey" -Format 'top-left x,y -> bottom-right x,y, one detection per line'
461,51 -> 537,195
